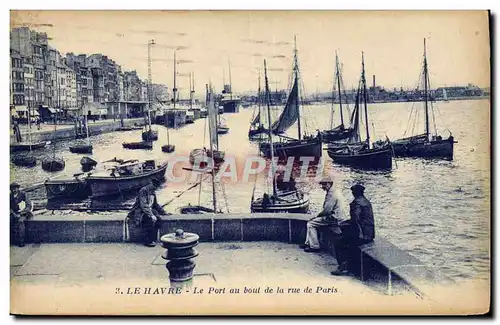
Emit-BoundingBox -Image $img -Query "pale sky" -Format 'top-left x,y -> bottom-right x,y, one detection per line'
11,10 -> 490,99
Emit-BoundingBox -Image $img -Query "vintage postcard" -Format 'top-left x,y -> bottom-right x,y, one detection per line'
9,10 -> 490,315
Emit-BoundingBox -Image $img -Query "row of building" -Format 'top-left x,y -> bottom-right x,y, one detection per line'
10,27 -> 169,123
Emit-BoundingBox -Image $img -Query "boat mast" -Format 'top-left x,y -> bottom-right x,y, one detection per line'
361,52 -> 370,148
173,51 -> 177,110
28,105 -> 32,151
207,84 -> 217,213
423,38 -> 430,140
264,60 -> 277,197
336,52 -> 344,127
258,72 -> 262,127
85,113 -> 90,145
147,39 -> 155,133
189,72 -> 193,110
294,35 -> 302,140
228,59 -> 233,100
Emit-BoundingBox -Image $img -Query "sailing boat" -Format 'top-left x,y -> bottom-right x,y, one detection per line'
392,39 -> 456,160
161,52 -> 177,153
251,59 -> 310,213
69,112 -> 93,154
248,73 -> 267,140
327,53 -> 393,170
182,84 -> 227,214
259,37 -> 322,161
320,52 -> 356,143
11,107 -> 43,167
42,114 -> 65,172
189,84 -> 225,166
217,113 -> 229,135
10,107 -> 49,154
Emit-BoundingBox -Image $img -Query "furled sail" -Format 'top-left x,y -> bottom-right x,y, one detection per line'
271,78 -> 299,134
207,88 -> 218,150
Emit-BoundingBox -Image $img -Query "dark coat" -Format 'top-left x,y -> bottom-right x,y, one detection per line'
349,195 -> 375,241
127,184 -> 167,226
10,191 -> 32,214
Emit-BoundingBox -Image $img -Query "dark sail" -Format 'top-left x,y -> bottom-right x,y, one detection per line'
271,78 -> 299,134
251,111 -> 260,126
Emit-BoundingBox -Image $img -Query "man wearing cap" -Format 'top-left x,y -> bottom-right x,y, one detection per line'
300,175 -> 346,253
128,179 -> 170,247
331,183 -> 375,276
10,183 -> 33,247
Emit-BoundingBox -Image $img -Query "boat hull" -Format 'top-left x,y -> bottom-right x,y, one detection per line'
142,130 -> 158,141
392,135 -> 455,160
221,100 -> 240,113
251,192 -> 310,213
180,205 -> 216,214
87,162 -> 168,198
41,157 -> 65,172
45,178 -> 91,200
217,127 -> 229,134
12,155 -> 37,167
320,128 -> 355,143
69,144 -> 93,154
327,146 -> 393,170
122,141 -> 153,150
10,141 -> 48,152
162,144 -> 176,153
259,136 -> 322,161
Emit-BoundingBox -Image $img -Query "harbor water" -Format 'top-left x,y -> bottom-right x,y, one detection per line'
10,99 -> 490,282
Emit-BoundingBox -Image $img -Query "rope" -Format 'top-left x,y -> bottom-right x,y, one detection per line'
161,174 -> 210,208
220,182 -> 230,213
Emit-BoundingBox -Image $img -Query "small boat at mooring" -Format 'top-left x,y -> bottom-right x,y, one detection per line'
12,155 -> 37,167
250,59 -> 310,214
86,159 -> 168,198
122,141 -> 153,150
10,141 -> 49,152
41,156 -> 65,172
391,39 -> 456,160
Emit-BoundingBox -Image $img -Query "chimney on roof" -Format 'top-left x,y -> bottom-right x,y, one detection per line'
372,75 -> 376,89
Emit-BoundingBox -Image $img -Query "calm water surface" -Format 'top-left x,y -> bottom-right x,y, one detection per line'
10,99 -> 491,281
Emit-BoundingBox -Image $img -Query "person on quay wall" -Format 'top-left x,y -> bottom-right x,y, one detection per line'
10,182 -> 33,247
299,175 -> 346,253
127,178 -> 171,247
331,183 -> 375,276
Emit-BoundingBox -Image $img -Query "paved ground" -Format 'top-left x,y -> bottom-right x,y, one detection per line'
10,241 -> 448,315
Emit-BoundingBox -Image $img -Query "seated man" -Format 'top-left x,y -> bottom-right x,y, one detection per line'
300,176 -> 346,253
127,179 -> 170,247
10,182 -> 33,247
331,183 -> 375,276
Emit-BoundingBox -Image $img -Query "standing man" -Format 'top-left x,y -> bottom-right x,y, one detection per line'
331,183 -> 375,276
127,179 -> 170,247
300,176 -> 346,253
10,183 -> 33,247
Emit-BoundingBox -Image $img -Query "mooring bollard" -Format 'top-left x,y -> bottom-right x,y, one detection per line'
160,229 -> 200,283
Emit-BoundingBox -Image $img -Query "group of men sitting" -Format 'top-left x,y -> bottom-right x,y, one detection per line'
10,173 -> 374,277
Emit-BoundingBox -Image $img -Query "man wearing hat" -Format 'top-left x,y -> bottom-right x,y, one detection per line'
331,183 -> 375,276
128,178 -> 170,247
300,175 -> 346,253
10,182 -> 33,247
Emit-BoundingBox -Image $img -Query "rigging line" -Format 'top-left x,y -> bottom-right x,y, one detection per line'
425,71 -> 442,135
